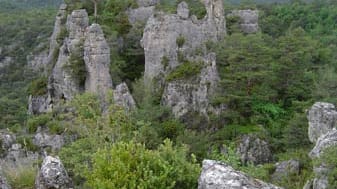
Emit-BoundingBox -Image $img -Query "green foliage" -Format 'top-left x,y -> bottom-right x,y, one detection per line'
63,41 -> 86,86
176,35 -> 185,48
156,0 -> 207,19
86,140 -> 200,189
166,61 -> 202,81
27,114 -> 52,133
17,136 -> 39,152
3,163 -> 37,189
161,56 -> 170,70
226,15 -> 241,35
27,77 -> 47,96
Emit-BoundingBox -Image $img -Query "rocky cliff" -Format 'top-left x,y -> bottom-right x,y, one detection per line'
84,24 -> 113,106
305,102 -> 337,189
141,1 -> 226,119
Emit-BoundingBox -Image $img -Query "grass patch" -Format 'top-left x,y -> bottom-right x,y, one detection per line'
27,77 -> 47,96
166,60 -> 202,81
3,161 -> 37,189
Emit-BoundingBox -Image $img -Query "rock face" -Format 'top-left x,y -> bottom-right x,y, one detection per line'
35,156 -> 72,189
271,160 -> 300,182
46,4 -> 68,69
28,95 -> 53,115
113,83 -> 136,111
237,135 -> 272,165
27,50 -> 48,73
307,102 -> 337,143
305,103 -> 337,189
33,132 -> 64,152
142,0 -> 226,81
162,53 -> 223,118
48,9 -> 89,101
142,1 -> 226,119
228,9 -> 259,33
84,24 -> 113,105
198,160 -> 283,189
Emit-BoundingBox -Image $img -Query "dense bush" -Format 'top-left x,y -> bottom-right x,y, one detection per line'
86,140 -> 200,189
166,61 -> 202,81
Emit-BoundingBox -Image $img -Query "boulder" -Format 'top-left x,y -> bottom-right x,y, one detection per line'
136,0 -> 159,7
198,160 -> 283,189
307,102 -> 337,143
84,24 -> 113,107
35,156 -> 72,189
228,9 -> 259,33
237,134 -> 272,165
271,159 -> 300,182
113,83 -> 136,111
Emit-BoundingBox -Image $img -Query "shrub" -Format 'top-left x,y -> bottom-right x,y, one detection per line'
86,140 -> 200,189
161,55 -> 170,70
27,114 -> 52,133
3,162 -> 37,189
27,77 -> 47,96
63,41 -> 86,86
166,61 -> 202,81
314,145 -> 337,189
17,136 -> 39,152
176,35 -> 185,48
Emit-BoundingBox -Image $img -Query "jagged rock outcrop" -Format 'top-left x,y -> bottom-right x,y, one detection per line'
28,95 -> 53,115
127,0 -> 158,25
0,131 -> 16,153
46,4 -> 67,68
142,1 -> 226,119
35,156 -> 72,189
142,0 -> 226,81
162,53 -> 223,118
84,24 -> 113,105
48,9 -> 89,101
237,134 -> 272,165
309,129 -> 337,159
304,102 -> 337,189
307,102 -> 337,143
305,130 -> 336,189
198,160 -> 283,189
228,9 -> 259,33
113,83 -> 136,111
271,159 -> 300,182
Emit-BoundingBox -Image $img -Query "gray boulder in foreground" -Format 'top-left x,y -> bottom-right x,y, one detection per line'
198,160 -> 283,189
35,156 -> 72,189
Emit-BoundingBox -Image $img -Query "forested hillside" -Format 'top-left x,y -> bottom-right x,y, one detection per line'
0,0 -> 337,189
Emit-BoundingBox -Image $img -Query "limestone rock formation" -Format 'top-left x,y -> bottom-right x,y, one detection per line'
198,160 -> 283,189
237,134 -> 272,165
0,131 -> 16,153
228,9 -> 259,33
307,102 -> 337,143
46,4 -> 67,68
48,9 -> 89,101
35,156 -> 72,189
309,129 -> 337,159
113,83 -> 136,111
127,0 -> 158,25
306,129 -> 337,189
28,95 -> 53,115
142,0 -> 226,81
84,24 -> 113,104
33,132 -> 64,152
271,160 -> 300,182
162,53 -> 223,118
